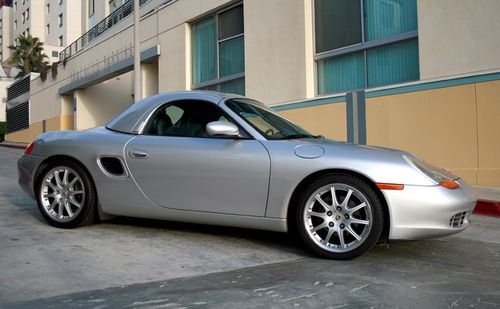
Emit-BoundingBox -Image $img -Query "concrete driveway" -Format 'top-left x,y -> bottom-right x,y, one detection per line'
0,146 -> 499,308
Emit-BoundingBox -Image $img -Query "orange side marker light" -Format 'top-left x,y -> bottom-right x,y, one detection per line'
376,183 -> 404,190
439,180 -> 459,189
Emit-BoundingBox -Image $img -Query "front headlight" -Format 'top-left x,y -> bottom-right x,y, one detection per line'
403,155 -> 459,189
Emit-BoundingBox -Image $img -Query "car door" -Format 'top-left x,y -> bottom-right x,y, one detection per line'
124,99 -> 271,217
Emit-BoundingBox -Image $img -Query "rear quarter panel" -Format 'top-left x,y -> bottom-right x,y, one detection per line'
30,128 -> 156,215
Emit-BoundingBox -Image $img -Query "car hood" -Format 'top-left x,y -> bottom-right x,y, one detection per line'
262,137 -> 445,186
292,137 -> 415,159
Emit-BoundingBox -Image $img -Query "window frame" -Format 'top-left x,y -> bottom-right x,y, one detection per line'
142,99 -> 251,140
191,2 -> 245,92
313,0 -> 418,94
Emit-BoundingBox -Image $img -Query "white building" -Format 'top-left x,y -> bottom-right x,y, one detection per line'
0,4 -> 12,63
0,0 -> 84,64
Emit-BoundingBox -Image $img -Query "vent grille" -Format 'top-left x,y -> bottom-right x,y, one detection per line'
449,211 -> 468,228
6,101 -> 29,133
7,76 -> 30,101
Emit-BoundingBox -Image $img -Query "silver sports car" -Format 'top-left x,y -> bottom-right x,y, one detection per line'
18,91 -> 477,259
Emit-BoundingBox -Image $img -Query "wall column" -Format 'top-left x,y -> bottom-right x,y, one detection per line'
141,60 -> 159,99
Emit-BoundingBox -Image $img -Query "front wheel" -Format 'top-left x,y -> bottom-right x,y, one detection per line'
295,174 -> 383,259
36,160 -> 97,228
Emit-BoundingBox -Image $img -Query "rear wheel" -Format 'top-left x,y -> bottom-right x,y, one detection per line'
295,174 -> 383,259
36,160 -> 96,228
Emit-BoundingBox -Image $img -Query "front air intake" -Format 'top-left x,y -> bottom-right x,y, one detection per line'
449,211 -> 468,228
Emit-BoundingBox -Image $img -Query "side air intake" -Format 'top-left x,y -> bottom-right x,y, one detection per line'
99,157 -> 126,177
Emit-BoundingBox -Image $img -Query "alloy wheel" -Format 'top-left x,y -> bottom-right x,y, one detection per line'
40,166 -> 86,223
303,183 -> 373,253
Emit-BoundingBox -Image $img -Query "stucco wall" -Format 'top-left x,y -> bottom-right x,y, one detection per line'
244,0 -> 314,104
366,79 -> 500,187
278,102 -> 347,141
74,72 -> 133,130
418,0 -> 500,80
0,6 -> 12,61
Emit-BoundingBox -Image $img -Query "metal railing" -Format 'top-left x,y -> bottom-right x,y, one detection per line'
59,0 -> 150,63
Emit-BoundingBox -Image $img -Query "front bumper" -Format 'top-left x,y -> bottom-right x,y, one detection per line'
384,179 -> 477,240
18,154 -> 45,199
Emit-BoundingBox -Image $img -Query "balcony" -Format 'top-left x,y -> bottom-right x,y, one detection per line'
59,0 -> 153,63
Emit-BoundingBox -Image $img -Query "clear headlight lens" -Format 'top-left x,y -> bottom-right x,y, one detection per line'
403,155 -> 459,189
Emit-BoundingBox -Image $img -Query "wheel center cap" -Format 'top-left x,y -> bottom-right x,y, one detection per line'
335,214 -> 341,221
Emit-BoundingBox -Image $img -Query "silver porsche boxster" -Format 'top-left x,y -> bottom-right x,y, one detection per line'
18,91 -> 477,259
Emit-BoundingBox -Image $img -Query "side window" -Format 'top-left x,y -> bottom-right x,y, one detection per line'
145,100 -> 238,138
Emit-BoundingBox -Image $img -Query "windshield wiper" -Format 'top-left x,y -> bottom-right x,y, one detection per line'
280,134 -> 314,139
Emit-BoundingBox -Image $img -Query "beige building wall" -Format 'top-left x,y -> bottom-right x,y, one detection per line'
0,6 -> 12,62
0,78 -> 13,122
5,120 -> 42,143
366,79 -> 500,187
418,0 -> 500,80
278,102 -> 347,141
74,72 -> 133,130
475,80 -> 500,187
157,23 -> 190,92
244,0 -> 314,104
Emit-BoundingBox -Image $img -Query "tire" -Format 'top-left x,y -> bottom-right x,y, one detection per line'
36,159 -> 97,229
295,173 -> 383,260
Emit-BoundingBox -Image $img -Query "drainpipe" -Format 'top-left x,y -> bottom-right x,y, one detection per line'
134,0 -> 141,102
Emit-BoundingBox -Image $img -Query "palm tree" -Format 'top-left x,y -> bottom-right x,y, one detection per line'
8,34 -> 49,78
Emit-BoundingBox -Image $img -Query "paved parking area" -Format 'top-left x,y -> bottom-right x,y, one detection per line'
0,147 -> 499,308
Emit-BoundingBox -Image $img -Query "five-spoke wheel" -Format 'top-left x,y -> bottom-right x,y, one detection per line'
36,160 -> 96,228
296,174 -> 383,259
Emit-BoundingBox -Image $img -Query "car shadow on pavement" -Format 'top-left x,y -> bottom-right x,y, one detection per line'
103,215 -> 313,257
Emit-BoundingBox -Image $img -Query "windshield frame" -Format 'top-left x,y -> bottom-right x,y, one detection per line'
223,98 -> 315,140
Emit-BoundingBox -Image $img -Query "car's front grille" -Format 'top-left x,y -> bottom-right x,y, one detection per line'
449,211 -> 468,228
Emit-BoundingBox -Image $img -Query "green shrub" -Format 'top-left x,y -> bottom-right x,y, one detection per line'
0,122 -> 5,135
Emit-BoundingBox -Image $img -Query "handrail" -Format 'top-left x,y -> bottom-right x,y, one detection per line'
59,0 -> 150,63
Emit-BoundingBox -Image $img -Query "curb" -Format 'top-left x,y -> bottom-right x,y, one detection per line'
473,199 -> 500,217
0,143 -> 28,150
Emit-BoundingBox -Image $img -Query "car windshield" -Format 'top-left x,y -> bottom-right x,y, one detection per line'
226,98 -> 316,140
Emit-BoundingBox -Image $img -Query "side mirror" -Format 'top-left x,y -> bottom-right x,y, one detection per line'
206,121 -> 239,137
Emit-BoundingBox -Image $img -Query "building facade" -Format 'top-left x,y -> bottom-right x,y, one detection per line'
0,4 -> 12,62
5,0 -> 500,187
0,0 -> 84,64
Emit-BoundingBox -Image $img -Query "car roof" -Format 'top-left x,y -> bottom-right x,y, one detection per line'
106,91 -> 244,134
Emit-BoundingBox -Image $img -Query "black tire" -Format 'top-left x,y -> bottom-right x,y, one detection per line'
36,159 -> 97,229
294,173 -> 383,260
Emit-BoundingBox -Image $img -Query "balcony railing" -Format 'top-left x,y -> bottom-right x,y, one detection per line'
59,0 -> 150,63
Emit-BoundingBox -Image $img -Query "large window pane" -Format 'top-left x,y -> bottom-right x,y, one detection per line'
192,17 -> 217,84
220,78 -> 245,95
219,36 -> 245,78
318,52 -> 365,94
364,0 -> 418,41
218,5 -> 244,40
367,39 -> 419,87
315,0 -> 362,53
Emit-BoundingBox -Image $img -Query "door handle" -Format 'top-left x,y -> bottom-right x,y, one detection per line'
129,149 -> 150,159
